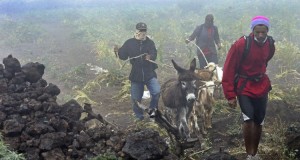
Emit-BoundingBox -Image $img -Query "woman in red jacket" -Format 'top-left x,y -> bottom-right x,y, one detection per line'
222,16 -> 275,160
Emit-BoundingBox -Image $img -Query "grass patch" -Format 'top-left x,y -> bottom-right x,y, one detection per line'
0,134 -> 25,160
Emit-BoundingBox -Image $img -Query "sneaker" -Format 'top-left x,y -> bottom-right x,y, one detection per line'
149,117 -> 155,122
246,155 -> 253,160
148,108 -> 157,118
252,154 -> 261,160
148,108 -> 156,122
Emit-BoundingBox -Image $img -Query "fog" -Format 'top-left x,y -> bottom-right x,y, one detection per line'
0,0 -> 300,159
0,0 -> 175,13
0,0 -> 299,93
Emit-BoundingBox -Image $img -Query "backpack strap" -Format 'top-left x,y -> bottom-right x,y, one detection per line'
266,35 -> 275,66
268,36 -> 274,45
267,36 -> 275,52
241,35 -> 274,63
235,36 -> 250,90
241,35 -> 251,63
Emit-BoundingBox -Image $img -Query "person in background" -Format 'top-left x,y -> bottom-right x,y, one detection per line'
185,14 -> 221,69
114,22 -> 160,121
222,16 -> 275,160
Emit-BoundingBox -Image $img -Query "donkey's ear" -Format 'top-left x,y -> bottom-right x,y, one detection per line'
171,59 -> 185,73
189,58 -> 196,72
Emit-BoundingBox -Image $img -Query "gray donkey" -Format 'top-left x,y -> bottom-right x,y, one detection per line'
161,58 -> 198,140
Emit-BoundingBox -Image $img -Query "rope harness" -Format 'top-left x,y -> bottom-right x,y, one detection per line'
187,40 -> 209,65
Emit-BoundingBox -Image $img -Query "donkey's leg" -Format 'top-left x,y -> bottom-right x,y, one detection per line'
177,106 -> 190,139
199,104 -> 207,135
189,106 -> 198,134
191,103 -> 204,141
164,108 -> 174,125
207,105 -> 213,128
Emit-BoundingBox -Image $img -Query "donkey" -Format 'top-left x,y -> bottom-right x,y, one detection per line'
195,62 -> 223,99
194,62 -> 223,83
161,58 -> 198,140
190,80 -> 216,136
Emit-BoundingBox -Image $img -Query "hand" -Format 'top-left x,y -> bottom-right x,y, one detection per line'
113,45 -> 119,57
185,39 -> 190,44
145,54 -> 151,60
228,99 -> 237,109
217,43 -> 221,50
113,45 -> 119,53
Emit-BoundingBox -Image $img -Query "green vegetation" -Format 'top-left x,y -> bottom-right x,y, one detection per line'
90,153 -> 119,160
0,15 -> 44,47
262,118 -> 297,159
0,134 -> 25,160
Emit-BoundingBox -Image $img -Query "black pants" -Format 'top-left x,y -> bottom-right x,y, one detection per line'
237,94 -> 268,125
197,53 -> 218,69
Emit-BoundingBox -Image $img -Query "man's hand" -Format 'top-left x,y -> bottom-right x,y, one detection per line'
217,43 -> 222,50
113,45 -> 119,52
145,54 -> 151,60
113,45 -> 119,57
228,99 -> 237,109
185,39 -> 190,44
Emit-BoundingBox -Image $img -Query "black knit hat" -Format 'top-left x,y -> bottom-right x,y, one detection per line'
136,22 -> 147,30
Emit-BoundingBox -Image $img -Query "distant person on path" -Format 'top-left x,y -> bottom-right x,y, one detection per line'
114,22 -> 160,121
222,16 -> 275,160
185,14 -> 221,69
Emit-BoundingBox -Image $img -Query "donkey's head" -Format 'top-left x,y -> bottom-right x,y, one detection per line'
172,58 -> 198,104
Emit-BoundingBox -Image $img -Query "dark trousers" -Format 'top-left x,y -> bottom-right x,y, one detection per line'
237,94 -> 268,125
197,53 -> 218,69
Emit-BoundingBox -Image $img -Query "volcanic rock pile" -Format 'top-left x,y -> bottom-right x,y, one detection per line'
0,55 -> 176,160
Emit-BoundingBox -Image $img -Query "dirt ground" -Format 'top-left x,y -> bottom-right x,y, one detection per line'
1,20 -> 300,160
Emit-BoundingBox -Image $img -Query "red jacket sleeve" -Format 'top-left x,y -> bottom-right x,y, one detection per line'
222,38 -> 244,100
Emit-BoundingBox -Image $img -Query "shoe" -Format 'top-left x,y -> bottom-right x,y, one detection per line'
252,154 -> 261,160
246,155 -> 253,160
149,117 -> 155,122
148,108 -> 157,118
148,108 -> 156,122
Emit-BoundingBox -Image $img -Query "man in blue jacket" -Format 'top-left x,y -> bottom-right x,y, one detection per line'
114,22 -> 160,121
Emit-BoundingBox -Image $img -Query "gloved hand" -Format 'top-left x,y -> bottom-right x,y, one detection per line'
145,54 -> 151,60
113,45 -> 119,57
185,39 -> 190,44
228,98 -> 237,109
217,43 -> 222,50
113,45 -> 119,53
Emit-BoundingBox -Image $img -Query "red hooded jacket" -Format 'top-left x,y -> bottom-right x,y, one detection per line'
222,34 -> 275,100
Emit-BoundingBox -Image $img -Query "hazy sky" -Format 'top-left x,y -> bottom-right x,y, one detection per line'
0,0 -> 176,14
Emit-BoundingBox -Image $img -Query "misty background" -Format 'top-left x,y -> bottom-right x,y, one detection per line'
0,0 -> 300,159
0,0 -> 299,101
